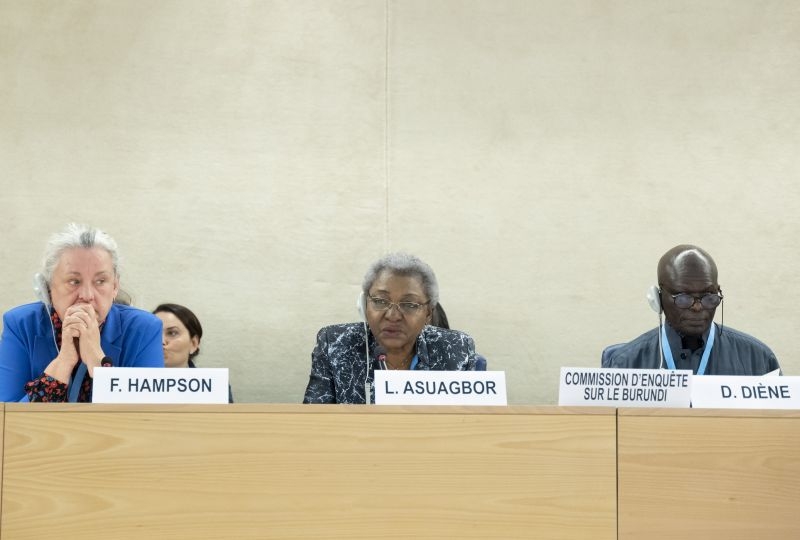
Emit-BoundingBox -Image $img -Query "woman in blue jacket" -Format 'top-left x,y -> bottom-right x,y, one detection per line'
0,223 -> 163,402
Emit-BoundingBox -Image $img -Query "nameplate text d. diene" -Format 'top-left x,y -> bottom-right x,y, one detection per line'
691,375 -> 800,409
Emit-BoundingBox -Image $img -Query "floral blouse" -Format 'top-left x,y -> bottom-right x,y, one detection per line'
24,310 -> 111,402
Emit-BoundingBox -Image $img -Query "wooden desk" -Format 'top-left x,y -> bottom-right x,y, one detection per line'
1,404 -> 616,539
1,405 -> 4,520
617,408 -> 800,540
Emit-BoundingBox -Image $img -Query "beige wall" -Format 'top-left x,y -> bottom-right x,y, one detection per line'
1,0 -> 798,403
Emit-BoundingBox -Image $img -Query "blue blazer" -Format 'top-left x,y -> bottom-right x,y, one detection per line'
303,322 -> 476,404
0,302 -> 164,402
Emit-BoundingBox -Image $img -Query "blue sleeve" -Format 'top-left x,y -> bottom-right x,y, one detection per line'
125,313 -> 164,368
110,309 -> 164,368
0,311 -> 34,402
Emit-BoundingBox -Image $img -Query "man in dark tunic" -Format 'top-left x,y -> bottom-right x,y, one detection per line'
608,245 -> 780,375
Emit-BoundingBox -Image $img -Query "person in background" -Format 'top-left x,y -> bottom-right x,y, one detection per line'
431,302 -> 488,370
431,302 -> 450,329
0,223 -> 163,402
607,244 -> 780,375
153,303 -> 234,403
303,252 -> 476,404
153,303 -> 202,368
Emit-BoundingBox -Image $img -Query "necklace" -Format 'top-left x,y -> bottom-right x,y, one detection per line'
386,354 -> 413,370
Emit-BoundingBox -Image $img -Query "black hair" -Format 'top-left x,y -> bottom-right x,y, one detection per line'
153,303 -> 203,361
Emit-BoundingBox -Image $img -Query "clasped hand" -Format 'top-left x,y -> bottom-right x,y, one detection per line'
49,303 -> 106,382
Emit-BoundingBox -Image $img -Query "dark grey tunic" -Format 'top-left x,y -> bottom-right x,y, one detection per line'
607,323 -> 780,375
303,322 -> 476,404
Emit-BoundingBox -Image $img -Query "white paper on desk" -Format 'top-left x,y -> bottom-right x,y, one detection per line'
558,367 -> 692,408
691,375 -> 800,409
375,370 -> 507,405
92,367 -> 229,403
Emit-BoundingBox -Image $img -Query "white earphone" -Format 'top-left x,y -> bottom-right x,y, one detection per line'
33,273 -> 51,307
356,291 -> 367,321
646,285 -> 666,369
356,290 -> 372,403
646,285 -> 661,314
33,273 -> 59,351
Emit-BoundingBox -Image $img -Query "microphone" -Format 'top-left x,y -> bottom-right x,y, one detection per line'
374,345 -> 388,370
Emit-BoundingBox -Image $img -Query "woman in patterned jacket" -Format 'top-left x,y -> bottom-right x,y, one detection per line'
303,252 -> 476,404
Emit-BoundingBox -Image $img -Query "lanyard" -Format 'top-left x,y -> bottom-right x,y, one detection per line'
661,323 -> 715,375
67,363 -> 88,402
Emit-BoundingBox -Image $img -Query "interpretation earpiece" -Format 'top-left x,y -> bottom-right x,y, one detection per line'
33,273 -> 51,306
356,291 -> 366,321
646,285 -> 661,314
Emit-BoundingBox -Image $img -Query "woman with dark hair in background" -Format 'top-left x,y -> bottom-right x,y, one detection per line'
153,303 -> 234,402
431,302 -> 449,329
430,302 -> 488,371
153,303 -> 202,368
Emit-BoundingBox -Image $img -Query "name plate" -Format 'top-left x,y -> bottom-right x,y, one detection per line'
92,367 -> 229,404
559,367 -> 692,408
691,375 -> 800,409
374,370 -> 507,405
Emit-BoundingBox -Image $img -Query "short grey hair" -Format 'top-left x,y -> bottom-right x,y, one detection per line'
41,223 -> 120,284
361,252 -> 439,307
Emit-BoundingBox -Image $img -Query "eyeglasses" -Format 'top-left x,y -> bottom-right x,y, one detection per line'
669,292 -> 723,310
367,295 -> 430,316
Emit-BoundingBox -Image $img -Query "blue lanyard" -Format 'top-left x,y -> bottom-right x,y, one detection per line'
67,363 -> 88,402
661,323 -> 715,375
410,354 -> 419,370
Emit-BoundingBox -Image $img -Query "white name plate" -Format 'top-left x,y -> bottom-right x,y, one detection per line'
559,367 -> 692,408
375,370 -> 507,406
691,375 -> 800,409
92,367 -> 229,404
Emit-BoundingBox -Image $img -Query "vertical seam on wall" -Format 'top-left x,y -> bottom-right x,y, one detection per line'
384,0 -> 390,252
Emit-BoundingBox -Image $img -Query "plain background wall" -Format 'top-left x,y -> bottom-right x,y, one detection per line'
2,0 -> 798,403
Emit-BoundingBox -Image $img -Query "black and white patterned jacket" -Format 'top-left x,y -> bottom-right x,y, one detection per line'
303,322 -> 476,404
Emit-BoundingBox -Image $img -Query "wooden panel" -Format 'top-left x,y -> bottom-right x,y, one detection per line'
618,408 -> 800,540
1,405 -> 616,540
0,403 -> 4,521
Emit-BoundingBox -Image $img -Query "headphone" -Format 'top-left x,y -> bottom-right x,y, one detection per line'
33,273 -> 51,307
646,285 -> 661,314
356,291 -> 367,321
356,291 -> 372,403
33,273 -> 59,351
646,285 -> 665,368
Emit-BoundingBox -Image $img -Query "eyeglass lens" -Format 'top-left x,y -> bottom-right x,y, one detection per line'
369,297 -> 423,315
673,293 -> 721,309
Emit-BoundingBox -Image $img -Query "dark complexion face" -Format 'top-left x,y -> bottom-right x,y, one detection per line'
660,251 -> 720,337
365,271 -> 432,360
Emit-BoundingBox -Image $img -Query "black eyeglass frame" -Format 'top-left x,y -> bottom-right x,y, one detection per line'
668,291 -> 723,310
